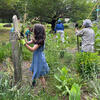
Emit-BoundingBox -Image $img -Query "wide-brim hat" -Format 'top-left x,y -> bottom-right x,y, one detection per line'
83,19 -> 92,27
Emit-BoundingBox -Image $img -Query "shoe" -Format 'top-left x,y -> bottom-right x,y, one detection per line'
32,80 -> 36,87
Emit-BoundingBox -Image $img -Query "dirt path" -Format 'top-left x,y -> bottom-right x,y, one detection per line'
22,61 -> 32,84
22,61 -> 43,95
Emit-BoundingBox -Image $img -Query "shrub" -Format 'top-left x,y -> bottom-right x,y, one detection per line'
94,28 -> 100,53
54,67 -> 82,96
64,23 -> 69,28
22,46 -> 32,60
75,52 -> 100,80
0,43 -> 11,62
46,24 -> 51,28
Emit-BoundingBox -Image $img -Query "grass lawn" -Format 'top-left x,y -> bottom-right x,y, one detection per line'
0,23 -> 12,30
0,30 -> 10,43
0,23 -> 12,43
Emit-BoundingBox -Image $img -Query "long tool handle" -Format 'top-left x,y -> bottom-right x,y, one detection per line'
77,36 -> 80,52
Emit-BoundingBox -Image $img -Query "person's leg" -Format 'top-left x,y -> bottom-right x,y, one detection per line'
60,31 -> 64,42
32,72 -> 36,87
40,76 -> 46,89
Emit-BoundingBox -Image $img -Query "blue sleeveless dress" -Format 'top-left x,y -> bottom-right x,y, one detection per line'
29,44 -> 49,80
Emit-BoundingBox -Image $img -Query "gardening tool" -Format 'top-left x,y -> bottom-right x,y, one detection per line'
75,23 -> 80,52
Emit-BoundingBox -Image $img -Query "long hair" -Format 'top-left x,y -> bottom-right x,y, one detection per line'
33,24 -> 46,45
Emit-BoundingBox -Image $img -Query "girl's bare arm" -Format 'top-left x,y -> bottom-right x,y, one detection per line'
25,44 -> 39,52
26,40 -> 33,45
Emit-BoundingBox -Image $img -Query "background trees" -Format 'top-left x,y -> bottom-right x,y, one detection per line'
67,0 -> 94,22
27,0 -> 68,30
0,0 -> 97,29
0,0 -> 18,22
27,0 -> 95,30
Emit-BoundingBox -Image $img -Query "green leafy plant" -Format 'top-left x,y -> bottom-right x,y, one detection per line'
0,72 -> 34,100
89,79 -> 100,99
54,66 -> 81,96
69,83 -> 81,100
0,43 -> 11,62
54,67 -> 71,96
92,26 -> 100,54
22,46 -> 32,60
95,29 -> 100,54
75,52 -> 100,80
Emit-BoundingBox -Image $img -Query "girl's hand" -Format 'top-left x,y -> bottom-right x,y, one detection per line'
20,39 -> 26,45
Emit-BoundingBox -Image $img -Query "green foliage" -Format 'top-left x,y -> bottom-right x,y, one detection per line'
54,67 -> 70,96
0,72 -> 34,100
22,46 -> 32,60
45,30 -> 68,65
69,83 -> 81,100
89,79 -> 100,99
76,20 -> 83,28
68,0 -> 94,22
0,41 -> 32,61
75,52 -> 100,80
54,66 -> 81,96
64,28 -> 76,46
27,0 -> 94,23
28,0 -> 68,22
64,23 -> 69,28
46,24 -> 51,28
93,27 -> 100,52
0,23 -> 11,30
0,0 -> 18,22
0,72 -> 59,100
0,29 -> 10,43
0,43 -> 11,62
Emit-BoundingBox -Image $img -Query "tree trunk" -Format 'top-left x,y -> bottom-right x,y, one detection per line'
51,19 -> 57,31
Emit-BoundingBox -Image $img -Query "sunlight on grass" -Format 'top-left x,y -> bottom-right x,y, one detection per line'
0,23 -> 12,43
0,23 -> 12,30
0,30 -> 10,43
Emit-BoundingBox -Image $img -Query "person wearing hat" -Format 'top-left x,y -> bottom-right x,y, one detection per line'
25,27 -> 33,41
54,19 -> 64,42
75,19 -> 95,52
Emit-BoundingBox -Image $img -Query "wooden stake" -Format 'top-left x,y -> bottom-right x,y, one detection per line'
10,15 -> 22,83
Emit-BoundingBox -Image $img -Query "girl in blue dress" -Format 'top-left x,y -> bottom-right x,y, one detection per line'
25,24 -> 49,89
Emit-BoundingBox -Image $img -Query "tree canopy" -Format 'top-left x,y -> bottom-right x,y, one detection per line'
0,0 -> 19,22
0,0 -> 97,26
26,0 -> 95,30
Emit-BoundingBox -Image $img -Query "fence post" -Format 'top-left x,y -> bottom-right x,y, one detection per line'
10,15 -> 22,83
